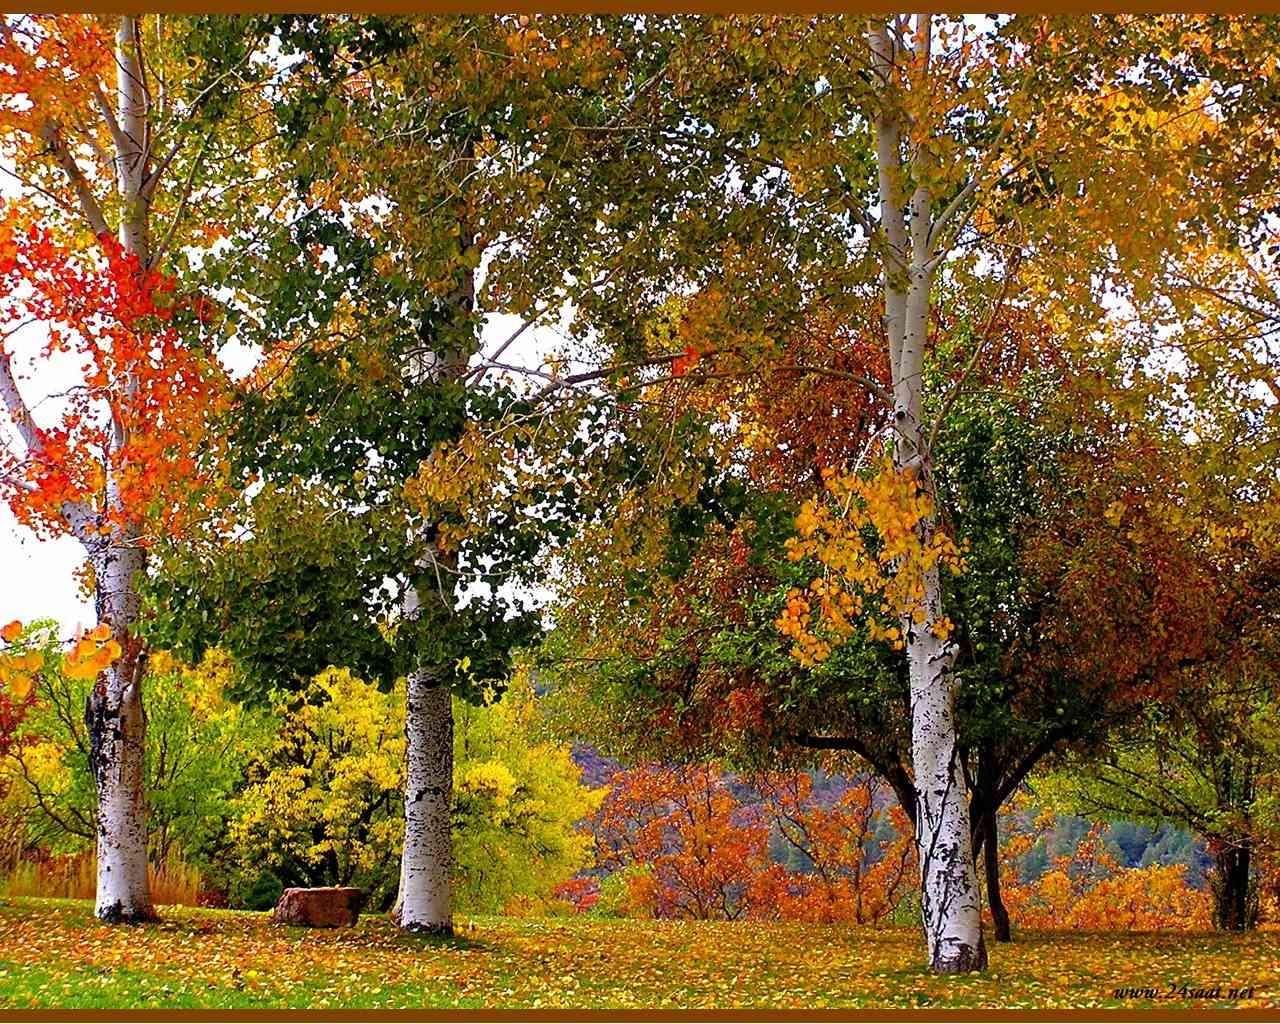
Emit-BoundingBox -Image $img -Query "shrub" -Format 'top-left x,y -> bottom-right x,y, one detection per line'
1001,823 -> 1212,931
587,765 -> 914,924
229,666 -> 602,913
1,635 -> 265,873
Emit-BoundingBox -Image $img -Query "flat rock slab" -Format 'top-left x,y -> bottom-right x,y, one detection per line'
272,887 -> 365,928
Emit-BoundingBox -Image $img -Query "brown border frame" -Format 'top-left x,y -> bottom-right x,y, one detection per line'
6,1013 -> 1280,1022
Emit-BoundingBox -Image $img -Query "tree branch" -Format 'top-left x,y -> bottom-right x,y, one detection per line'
148,127 -> 214,268
38,121 -> 110,237
0,348 -> 44,455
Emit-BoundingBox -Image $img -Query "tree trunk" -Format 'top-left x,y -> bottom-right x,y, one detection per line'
392,145 -> 475,934
973,744 -> 1011,942
394,669 -> 454,934
1212,842 -> 1254,932
85,14 -> 153,924
85,540 -> 152,923
906,566 -> 987,972
982,806 -> 1011,942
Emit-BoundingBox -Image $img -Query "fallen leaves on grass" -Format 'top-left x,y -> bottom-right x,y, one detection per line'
0,897 -> 1277,1009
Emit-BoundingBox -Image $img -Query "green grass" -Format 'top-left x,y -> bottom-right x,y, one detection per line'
0,896 -> 1277,1009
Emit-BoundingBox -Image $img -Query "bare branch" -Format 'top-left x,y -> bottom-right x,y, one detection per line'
91,79 -> 130,159
38,121 -> 111,237
926,177 -> 977,255
0,348 -> 44,455
0,349 -> 94,539
465,318 -> 537,384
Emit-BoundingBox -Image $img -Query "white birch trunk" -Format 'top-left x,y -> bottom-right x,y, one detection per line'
904,559 -> 985,971
870,16 -> 986,973
86,540 -> 152,922
395,659 -> 454,933
393,192 -> 474,933
86,15 -> 154,922
393,353 -> 459,935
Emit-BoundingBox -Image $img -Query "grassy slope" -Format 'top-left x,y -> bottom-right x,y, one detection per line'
0,897 -> 1277,1010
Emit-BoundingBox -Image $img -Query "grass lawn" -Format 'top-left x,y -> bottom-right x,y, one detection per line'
0,896 -> 1277,1010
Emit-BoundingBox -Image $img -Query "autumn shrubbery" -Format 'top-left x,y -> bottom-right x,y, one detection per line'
226,665 -> 599,914
998,820 -> 1212,932
0,625 -> 261,905
0,625 -> 1251,931
569,764 -> 916,924
551,765 -> 1224,932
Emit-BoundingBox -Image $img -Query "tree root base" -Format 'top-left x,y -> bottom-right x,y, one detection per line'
400,920 -> 454,937
96,902 -> 157,926
930,938 -> 988,974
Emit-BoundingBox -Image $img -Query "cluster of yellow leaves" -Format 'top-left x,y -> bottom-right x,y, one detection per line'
777,461 -> 963,665
1001,825 -> 1212,932
459,761 -> 518,809
454,668 -> 605,914
1092,80 -> 1219,149
12,739 -> 68,795
0,620 -> 43,700
62,624 -> 122,682
149,648 -> 239,722
403,421 -> 506,552
231,667 -> 406,885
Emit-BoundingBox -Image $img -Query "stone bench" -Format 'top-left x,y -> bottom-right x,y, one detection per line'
271,886 -> 366,928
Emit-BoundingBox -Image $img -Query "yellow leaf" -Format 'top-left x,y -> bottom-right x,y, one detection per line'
7,672 -> 33,700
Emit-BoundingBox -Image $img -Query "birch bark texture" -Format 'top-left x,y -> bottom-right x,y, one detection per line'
396,594 -> 456,934
868,16 -> 986,973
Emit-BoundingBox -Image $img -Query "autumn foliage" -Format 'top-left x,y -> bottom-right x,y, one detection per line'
777,460 -> 964,664
562,763 -> 1221,934
751,772 -> 915,925
582,765 -> 915,924
999,820 -> 1212,933
0,221 -> 229,539
591,765 -> 769,920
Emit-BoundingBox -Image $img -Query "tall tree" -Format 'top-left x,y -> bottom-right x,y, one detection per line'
143,16 -> 566,935
0,15 -> 257,921
480,14 -> 1280,968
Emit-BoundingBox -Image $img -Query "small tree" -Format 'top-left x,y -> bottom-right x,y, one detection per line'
752,773 -> 914,925
592,764 -> 769,921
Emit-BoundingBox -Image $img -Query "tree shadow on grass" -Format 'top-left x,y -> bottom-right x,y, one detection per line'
384,928 -> 491,954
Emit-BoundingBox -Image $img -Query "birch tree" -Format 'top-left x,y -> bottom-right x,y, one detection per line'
396,213 -> 473,935
142,17 -> 548,936
459,13 -> 1280,970
856,16 -> 990,970
0,15 -> 255,921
